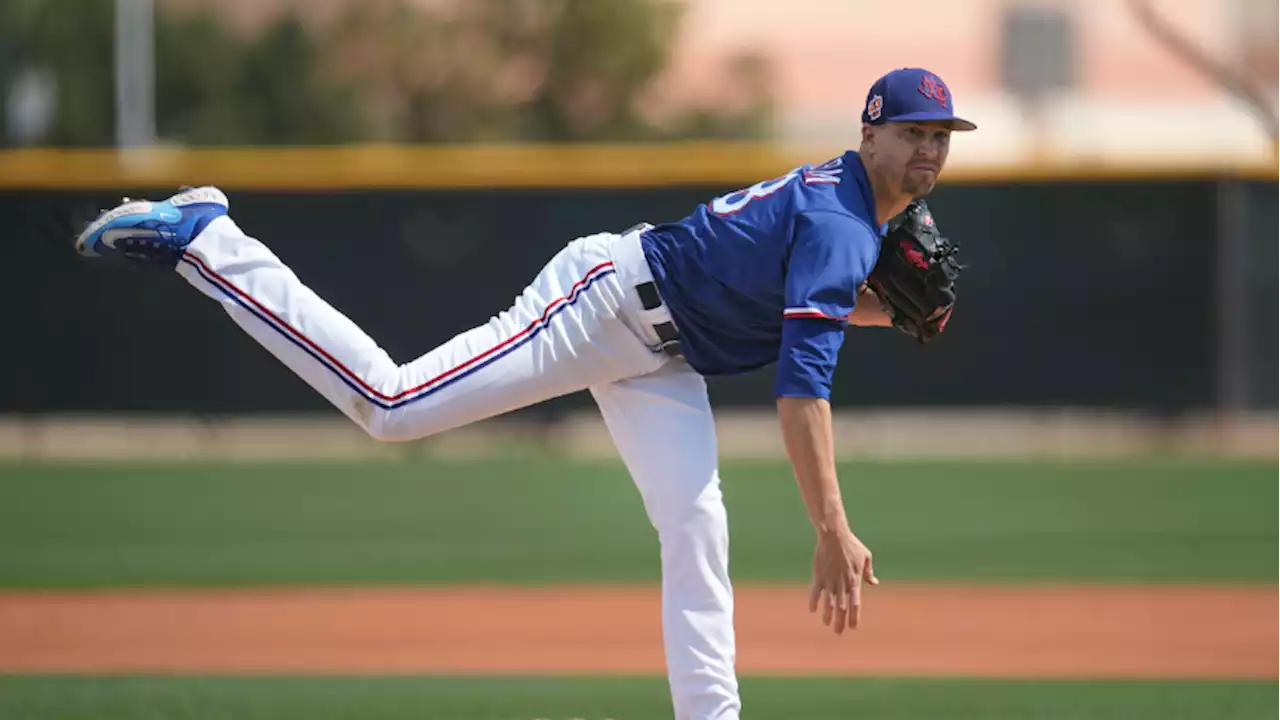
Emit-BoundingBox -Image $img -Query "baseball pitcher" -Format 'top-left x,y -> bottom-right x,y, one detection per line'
75,67 -> 973,720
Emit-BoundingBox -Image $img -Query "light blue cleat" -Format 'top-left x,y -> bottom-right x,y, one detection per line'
75,186 -> 229,267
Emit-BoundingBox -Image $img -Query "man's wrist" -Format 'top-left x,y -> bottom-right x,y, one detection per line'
814,503 -> 849,535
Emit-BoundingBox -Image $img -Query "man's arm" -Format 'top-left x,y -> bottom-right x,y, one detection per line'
777,396 -> 845,532
777,396 -> 879,635
775,211 -> 882,634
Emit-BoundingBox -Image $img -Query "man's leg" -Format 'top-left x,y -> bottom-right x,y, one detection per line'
590,363 -> 739,720
174,213 -> 665,440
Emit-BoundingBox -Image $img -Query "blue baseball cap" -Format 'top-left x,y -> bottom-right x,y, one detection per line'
862,67 -> 977,131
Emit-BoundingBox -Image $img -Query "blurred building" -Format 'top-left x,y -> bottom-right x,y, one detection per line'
662,0 -> 1277,164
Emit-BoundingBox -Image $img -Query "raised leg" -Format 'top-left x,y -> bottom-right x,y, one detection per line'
178,215 -> 664,440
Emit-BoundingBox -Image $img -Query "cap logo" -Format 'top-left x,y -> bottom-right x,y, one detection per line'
917,73 -> 950,109
867,94 -> 883,121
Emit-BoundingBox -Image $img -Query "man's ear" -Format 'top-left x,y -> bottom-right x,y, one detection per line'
860,124 -> 880,153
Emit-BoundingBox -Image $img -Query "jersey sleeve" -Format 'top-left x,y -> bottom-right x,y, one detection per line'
775,211 -> 880,399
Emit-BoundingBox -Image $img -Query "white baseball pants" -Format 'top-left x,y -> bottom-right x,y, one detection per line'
176,216 -> 740,720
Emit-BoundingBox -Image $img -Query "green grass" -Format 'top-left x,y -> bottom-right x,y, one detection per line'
0,457 -> 1273,587
0,676 -> 1273,720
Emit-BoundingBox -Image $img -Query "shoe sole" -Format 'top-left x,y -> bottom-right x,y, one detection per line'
75,201 -> 153,255
75,187 -> 229,257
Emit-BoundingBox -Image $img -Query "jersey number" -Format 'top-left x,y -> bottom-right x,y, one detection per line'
709,170 -> 800,215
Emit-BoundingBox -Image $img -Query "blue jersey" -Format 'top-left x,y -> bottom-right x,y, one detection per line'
640,150 -> 883,400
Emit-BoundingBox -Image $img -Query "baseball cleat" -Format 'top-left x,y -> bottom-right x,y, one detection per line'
74,186 -> 229,266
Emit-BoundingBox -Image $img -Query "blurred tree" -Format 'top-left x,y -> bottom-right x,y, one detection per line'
321,0 -> 511,142
157,10 -> 364,145
668,51 -> 776,141
524,0 -> 682,141
0,0 -> 364,146
323,0 -> 774,142
0,0 -> 116,146
0,2 -> 19,141
1,0 -> 772,146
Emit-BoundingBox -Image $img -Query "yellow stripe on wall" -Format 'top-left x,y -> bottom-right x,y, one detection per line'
0,144 -> 1275,190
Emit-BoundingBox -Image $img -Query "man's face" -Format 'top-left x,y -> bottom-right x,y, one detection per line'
863,121 -> 952,197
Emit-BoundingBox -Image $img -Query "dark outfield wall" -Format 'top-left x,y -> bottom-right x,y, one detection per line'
2,180 -> 1274,415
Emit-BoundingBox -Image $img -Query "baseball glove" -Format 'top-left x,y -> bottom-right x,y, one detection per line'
865,199 -> 963,344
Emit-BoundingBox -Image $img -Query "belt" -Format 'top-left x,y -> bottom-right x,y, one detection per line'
615,223 -> 683,358
635,279 -> 683,357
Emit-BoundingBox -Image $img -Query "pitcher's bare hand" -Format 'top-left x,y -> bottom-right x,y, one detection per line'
809,526 -> 878,634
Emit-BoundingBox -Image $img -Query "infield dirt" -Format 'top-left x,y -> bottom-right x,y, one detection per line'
0,584 -> 1274,678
